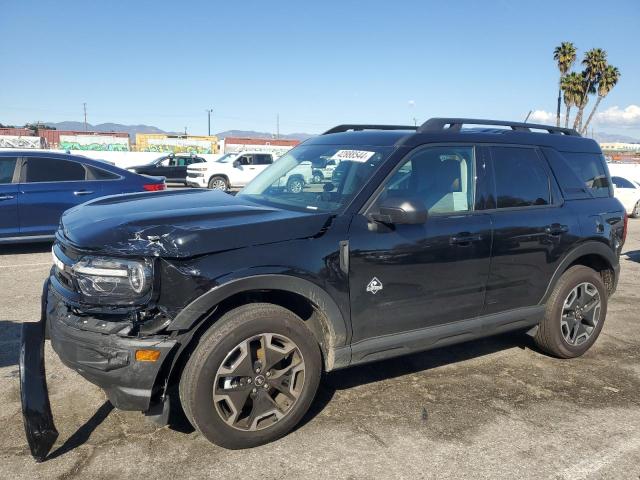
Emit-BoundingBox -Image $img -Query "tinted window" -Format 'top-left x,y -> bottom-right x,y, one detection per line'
561,152 -> 610,198
237,155 -> 252,165
379,145 -> 475,214
86,165 -> 120,180
25,157 -> 86,182
612,176 -> 635,189
0,158 -> 17,184
492,147 -> 550,208
255,154 -> 273,165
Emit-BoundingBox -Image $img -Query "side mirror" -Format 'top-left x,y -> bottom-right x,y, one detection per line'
233,160 -> 241,168
370,196 -> 428,225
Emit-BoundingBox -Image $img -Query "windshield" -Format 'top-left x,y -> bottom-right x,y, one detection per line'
216,153 -> 238,163
238,144 -> 394,212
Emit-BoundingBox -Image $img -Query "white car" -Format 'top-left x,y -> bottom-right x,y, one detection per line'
186,151 -> 313,192
611,174 -> 640,217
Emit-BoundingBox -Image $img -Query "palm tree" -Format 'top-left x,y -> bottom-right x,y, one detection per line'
553,42 -> 577,127
582,65 -> 620,134
561,72 -> 583,129
573,48 -> 607,131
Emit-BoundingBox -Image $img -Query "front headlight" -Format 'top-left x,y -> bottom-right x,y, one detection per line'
72,256 -> 153,304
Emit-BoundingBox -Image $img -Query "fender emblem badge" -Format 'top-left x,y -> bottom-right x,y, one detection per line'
366,277 -> 383,294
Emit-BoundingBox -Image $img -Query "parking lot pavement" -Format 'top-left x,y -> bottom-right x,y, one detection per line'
1,224 -> 640,480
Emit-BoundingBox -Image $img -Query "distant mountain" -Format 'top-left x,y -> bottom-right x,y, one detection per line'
215,130 -> 314,141
592,132 -> 640,143
42,122 -> 314,142
44,121 -> 172,141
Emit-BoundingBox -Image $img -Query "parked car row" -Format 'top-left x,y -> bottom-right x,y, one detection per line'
0,151 -> 165,243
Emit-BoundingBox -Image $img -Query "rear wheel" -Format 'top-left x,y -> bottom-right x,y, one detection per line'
534,265 -> 607,358
179,303 -> 322,449
208,175 -> 229,191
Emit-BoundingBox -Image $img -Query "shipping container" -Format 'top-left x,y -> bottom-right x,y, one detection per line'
0,127 -> 35,136
37,129 -> 129,148
221,137 -> 300,156
135,134 -> 218,154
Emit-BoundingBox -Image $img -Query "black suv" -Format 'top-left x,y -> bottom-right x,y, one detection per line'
22,118 -> 627,459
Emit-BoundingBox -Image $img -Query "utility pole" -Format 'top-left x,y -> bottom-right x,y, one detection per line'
83,102 -> 88,131
412,117 -> 417,127
206,108 -> 213,136
276,114 -> 280,139
184,126 -> 188,135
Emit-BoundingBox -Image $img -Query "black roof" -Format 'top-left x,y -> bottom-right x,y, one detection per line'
308,118 -> 601,153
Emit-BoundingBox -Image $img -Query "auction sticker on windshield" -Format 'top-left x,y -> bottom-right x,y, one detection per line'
330,150 -> 376,162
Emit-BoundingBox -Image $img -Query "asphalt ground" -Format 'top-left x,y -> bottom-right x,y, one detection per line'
1,221 -> 640,479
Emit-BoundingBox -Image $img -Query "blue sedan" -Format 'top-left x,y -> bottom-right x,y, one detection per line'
0,150 -> 166,243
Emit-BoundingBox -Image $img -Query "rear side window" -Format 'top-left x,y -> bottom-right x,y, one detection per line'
255,154 -> 273,165
491,147 -> 550,208
560,152 -> 610,198
86,165 -> 120,180
25,157 -> 86,182
0,157 -> 18,184
611,176 -> 635,189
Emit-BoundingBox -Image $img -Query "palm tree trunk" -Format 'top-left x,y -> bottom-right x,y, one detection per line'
564,105 -> 571,129
573,80 -> 593,131
582,96 -> 603,135
556,84 -> 562,127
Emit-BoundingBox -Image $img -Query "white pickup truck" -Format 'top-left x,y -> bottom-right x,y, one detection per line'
186,151 -> 313,192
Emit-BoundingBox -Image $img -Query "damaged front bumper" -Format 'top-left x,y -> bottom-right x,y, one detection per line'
20,279 -> 178,461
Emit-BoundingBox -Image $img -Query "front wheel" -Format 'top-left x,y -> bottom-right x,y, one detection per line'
286,177 -> 304,193
208,175 -> 229,191
179,303 -> 322,449
534,265 -> 607,358
632,200 -> 640,218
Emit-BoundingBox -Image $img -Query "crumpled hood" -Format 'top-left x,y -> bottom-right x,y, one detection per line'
60,189 -> 331,258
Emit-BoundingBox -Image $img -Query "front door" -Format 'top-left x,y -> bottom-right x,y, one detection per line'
0,156 -> 19,239
348,144 -> 493,343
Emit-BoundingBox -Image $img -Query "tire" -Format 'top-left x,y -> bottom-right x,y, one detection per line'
534,265 -> 607,358
312,171 -> 324,183
179,303 -> 322,449
632,200 -> 640,218
286,176 -> 304,193
208,175 -> 229,191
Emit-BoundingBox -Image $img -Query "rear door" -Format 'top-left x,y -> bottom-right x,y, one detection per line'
0,156 -> 20,239
18,156 -> 104,236
483,145 -> 576,313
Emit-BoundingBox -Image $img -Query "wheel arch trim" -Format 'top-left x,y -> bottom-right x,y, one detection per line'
540,240 -> 619,303
168,274 -> 349,366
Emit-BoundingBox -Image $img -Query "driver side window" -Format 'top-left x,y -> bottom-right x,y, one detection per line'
377,145 -> 475,214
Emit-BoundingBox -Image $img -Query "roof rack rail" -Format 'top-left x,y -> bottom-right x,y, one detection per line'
323,124 -> 417,135
417,118 -> 581,136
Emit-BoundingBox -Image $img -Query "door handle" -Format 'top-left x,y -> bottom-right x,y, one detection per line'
73,190 -> 94,196
544,224 -> 568,235
0,195 -> 15,201
450,233 -> 483,246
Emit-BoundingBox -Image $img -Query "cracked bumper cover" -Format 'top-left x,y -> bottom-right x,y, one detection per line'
46,283 -> 178,411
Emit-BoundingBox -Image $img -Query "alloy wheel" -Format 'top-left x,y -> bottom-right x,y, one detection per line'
560,282 -> 601,346
213,333 -> 305,431
210,179 -> 227,190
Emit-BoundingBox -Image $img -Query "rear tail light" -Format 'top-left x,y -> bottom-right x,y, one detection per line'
622,212 -> 628,244
143,183 -> 166,192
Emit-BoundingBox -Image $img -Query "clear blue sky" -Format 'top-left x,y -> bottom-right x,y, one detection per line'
2,0 -> 639,137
